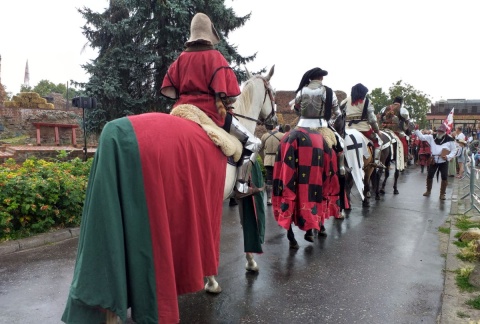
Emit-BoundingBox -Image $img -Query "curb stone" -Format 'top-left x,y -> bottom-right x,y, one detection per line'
439,175 -> 480,324
0,227 -> 80,256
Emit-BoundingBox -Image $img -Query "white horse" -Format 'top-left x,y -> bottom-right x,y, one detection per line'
204,65 -> 276,293
63,66 -> 276,324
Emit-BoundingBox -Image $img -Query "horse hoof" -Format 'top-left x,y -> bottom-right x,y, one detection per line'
246,261 -> 259,272
380,189 -> 385,195
394,189 -> 399,194
205,282 -> 222,294
375,195 -> 380,200
289,240 -> 300,249
362,201 -> 370,207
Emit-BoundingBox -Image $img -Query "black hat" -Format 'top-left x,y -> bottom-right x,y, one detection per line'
295,67 -> 328,93
351,83 -> 368,103
393,96 -> 403,105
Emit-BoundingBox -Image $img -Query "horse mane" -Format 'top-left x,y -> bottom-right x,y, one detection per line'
232,77 -> 255,116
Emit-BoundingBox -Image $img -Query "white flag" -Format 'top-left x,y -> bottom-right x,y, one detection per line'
443,108 -> 454,134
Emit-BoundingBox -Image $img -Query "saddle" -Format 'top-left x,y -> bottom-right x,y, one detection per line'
171,104 -> 243,162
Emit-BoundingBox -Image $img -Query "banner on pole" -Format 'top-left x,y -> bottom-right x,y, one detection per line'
443,107 -> 454,134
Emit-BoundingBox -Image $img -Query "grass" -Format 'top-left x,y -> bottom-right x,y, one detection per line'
438,227 -> 450,234
455,267 -> 476,292
455,215 -> 480,231
457,311 -> 469,318
0,135 -> 29,144
466,295 -> 480,309
454,241 -> 469,248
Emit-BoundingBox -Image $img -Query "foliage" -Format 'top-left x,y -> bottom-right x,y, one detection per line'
0,83 -> 7,103
466,295 -> 480,310
20,84 -> 32,93
75,0 -> 258,134
455,267 -> 476,292
20,79 -> 84,103
369,88 -> 390,114
457,240 -> 480,262
0,156 -> 92,241
369,81 -> 432,128
438,226 -> 450,234
455,215 -> 480,231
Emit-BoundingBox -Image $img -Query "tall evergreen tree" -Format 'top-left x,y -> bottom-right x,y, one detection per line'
75,0 -> 256,133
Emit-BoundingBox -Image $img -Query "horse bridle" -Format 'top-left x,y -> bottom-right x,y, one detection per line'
232,76 -> 276,126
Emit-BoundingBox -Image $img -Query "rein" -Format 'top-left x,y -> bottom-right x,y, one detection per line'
233,76 -> 275,126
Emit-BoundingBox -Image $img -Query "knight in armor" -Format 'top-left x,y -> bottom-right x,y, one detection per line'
342,83 -> 386,169
160,13 -> 264,199
293,68 -> 341,131
378,96 -> 412,159
272,67 -> 341,242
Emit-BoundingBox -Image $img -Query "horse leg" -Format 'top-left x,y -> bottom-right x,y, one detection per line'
245,252 -> 259,272
393,169 -> 400,194
287,225 -> 299,249
105,310 -> 118,324
380,167 -> 389,194
337,174 -> 347,218
205,276 -> 222,294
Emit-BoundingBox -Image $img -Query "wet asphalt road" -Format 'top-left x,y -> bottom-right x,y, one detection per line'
0,164 -> 450,324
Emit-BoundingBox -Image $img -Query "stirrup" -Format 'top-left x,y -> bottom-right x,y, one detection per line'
372,161 -> 386,169
234,183 -> 265,199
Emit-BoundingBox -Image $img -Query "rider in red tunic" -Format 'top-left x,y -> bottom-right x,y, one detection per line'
161,13 -> 264,199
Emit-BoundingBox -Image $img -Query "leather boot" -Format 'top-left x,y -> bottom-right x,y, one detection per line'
266,185 -> 273,205
423,178 -> 433,196
440,180 -> 448,200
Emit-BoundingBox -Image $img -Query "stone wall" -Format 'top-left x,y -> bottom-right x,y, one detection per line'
0,107 -> 85,145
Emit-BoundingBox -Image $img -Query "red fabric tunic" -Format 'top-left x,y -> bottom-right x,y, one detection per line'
161,49 -> 241,127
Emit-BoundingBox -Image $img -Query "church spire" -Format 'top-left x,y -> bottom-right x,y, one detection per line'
24,59 -> 30,87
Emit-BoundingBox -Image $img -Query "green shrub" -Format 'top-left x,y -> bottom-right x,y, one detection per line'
0,157 -> 92,241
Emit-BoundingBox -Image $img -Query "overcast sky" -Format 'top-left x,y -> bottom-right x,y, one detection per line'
1,1 -> 478,102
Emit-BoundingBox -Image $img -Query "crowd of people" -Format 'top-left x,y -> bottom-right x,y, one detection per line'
161,12 -> 474,240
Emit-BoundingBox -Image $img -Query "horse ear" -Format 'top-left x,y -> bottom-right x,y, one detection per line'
265,65 -> 275,81
245,66 -> 253,80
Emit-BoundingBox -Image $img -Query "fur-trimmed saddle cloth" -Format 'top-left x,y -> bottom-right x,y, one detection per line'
170,104 -> 243,162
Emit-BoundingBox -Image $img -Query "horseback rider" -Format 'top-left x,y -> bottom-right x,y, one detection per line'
342,83 -> 386,169
378,96 -> 413,160
261,120 -> 284,206
160,13 -> 264,199
273,67 -> 341,242
293,67 -> 341,133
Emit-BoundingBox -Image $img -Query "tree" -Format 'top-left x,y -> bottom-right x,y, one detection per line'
32,80 -> 65,97
369,81 -> 432,128
0,83 -> 7,103
388,80 -> 432,128
75,0 -> 256,133
20,84 -> 33,92
369,88 -> 390,114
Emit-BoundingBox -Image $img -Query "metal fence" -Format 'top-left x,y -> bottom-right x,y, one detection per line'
460,152 -> 480,214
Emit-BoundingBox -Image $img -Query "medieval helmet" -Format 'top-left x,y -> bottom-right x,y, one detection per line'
185,13 -> 220,47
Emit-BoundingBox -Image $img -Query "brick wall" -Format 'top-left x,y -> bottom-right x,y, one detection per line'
0,107 -> 85,145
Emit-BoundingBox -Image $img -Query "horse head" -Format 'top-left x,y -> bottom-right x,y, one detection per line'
233,65 -> 276,134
